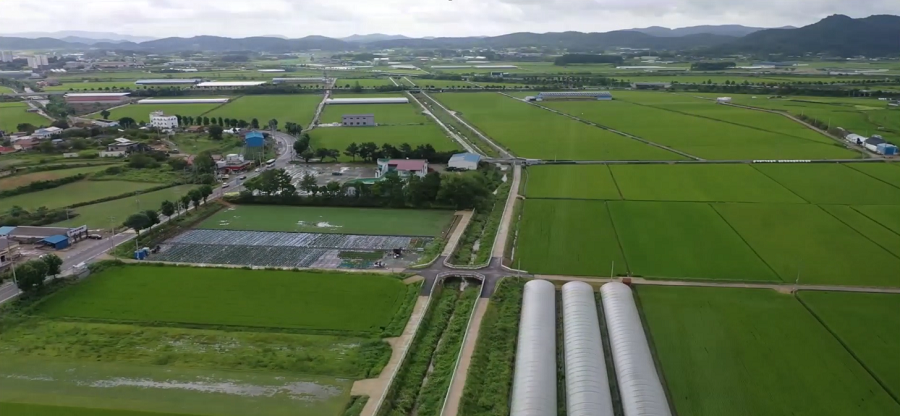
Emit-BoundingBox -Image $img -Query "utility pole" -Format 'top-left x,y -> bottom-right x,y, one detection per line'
108,216 -> 116,252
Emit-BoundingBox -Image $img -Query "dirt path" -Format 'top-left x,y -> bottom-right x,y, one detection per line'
534,275 -> 900,294
492,165 -> 521,258
352,295 -> 430,416
442,211 -> 474,257
442,298 -> 489,416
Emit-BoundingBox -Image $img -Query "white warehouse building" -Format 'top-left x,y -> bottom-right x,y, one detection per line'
325,97 -> 409,105
149,111 -> 178,130
536,91 -> 612,101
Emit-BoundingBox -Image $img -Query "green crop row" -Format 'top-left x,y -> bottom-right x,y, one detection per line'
459,278 -> 526,416
413,284 -> 480,416
377,281 -> 462,416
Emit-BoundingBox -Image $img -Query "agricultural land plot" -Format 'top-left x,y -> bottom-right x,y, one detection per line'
609,164 -> 805,203
845,163 -> 900,188
798,291 -> 900,399
0,102 -> 51,133
309,124 -> 460,160
752,164 -> 900,205
434,93 -> 684,161
608,201 -> 779,281
638,286 -> 900,416
334,78 -> 394,88
524,165 -> 622,200
0,165 -> 115,191
0,180 -> 161,211
36,265 -> 408,334
539,99 -> 856,160
413,79 -> 480,89
169,134 -> 244,156
45,81 -> 157,91
95,103 -> 223,123
517,199 -> 628,276
320,101 -> 429,125
201,205 -> 453,236
819,205 -> 900,257
204,94 -> 322,127
52,185 -> 198,229
852,205 -> 900,234
713,203 -> 900,286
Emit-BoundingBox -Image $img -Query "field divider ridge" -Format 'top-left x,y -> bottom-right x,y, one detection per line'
200,95 -> 242,116
746,164 -> 813,204
815,205 -> 900,261
604,201 -> 632,276
842,163 -> 900,191
794,294 -> 900,406
439,276 -> 488,416
847,206 -> 900,238
497,92 -> 703,161
406,91 -> 481,155
706,202 -> 784,282
606,164 -> 626,200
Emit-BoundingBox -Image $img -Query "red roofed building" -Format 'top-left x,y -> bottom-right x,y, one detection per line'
376,159 -> 429,178
0,146 -> 17,155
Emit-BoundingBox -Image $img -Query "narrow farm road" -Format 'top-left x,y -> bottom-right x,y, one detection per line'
354,295 -> 431,416
442,297 -> 490,416
418,90 -> 513,158
442,211 -> 475,257
492,164 -> 521,258
406,91 -> 480,155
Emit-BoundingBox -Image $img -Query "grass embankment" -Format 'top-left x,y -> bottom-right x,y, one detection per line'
377,279 -> 479,416
450,178 -> 510,266
416,92 -> 497,157
459,278 -> 525,416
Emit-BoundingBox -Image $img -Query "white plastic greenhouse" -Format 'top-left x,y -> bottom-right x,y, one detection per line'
510,279 -> 557,416
600,282 -> 672,416
562,281 -> 614,416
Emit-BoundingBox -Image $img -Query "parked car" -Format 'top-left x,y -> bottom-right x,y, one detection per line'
87,234 -> 103,240
239,175 -> 247,180
222,183 -> 230,188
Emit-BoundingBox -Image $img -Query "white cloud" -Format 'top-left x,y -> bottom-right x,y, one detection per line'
0,0 -> 897,38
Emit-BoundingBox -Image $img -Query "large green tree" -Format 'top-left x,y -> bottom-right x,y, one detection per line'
124,212 -> 152,232
160,200 -> 176,217
41,253 -> 63,277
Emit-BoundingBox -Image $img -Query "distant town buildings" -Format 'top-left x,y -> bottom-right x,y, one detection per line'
26,54 -> 49,69
0,51 -> 13,62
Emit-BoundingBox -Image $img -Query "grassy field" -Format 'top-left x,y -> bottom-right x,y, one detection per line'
846,163 -> 900,188
412,79 -> 479,88
852,205 -> 900,234
36,265 -> 407,334
0,102 -> 51,133
320,102 -> 429,124
0,402 -> 199,416
169,134 -> 244,155
516,199 -> 627,276
97,103 -> 223,123
609,201 -> 779,280
639,286 -> 900,416
53,185 -> 198,229
0,180 -> 162,211
45,81 -> 158,91
525,165 -> 622,200
539,98 -> 857,160
799,291 -> 900,399
201,205 -> 453,236
820,205 -> 900,257
309,124 -> 460,160
752,164 -> 900,205
0,165 -> 116,191
610,164 -> 806,203
205,94 -> 322,128
433,93 -> 685,161
713,203 -> 900,286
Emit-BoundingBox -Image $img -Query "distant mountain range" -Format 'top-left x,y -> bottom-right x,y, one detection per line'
0,16 -> 896,57
0,31 -> 156,44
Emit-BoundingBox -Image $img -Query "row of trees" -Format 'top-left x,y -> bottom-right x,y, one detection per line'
14,254 -> 63,294
122,185 -> 214,233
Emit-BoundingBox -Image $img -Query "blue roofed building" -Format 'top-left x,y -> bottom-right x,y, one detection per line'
41,235 -> 70,250
244,131 -> 265,148
448,152 -> 482,171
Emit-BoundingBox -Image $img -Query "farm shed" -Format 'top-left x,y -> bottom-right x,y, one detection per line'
562,281 -> 615,416
40,234 -> 70,250
716,97 -> 733,103
325,97 -> 409,105
864,137 -> 886,153
244,131 -> 265,147
876,143 -> 898,156
137,98 -> 230,104
600,282 -> 672,416
448,152 -> 481,171
272,77 -> 329,84
536,91 -> 612,101
342,114 -> 375,127
510,279 -> 557,416
846,133 -> 866,145
195,81 -> 267,89
64,92 -> 130,104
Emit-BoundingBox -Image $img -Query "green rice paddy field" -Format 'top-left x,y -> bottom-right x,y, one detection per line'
0,164 -> 116,191
52,184 -> 198,229
334,78 -> 395,87
0,265 -> 412,416
97,103 -> 224,123
516,163 -> 900,285
0,102 -> 51,133
320,101 -> 429,124
639,286 -> 900,416
433,93 -> 685,161
412,79 -> 479,89
201,205 -> 454,236
205,94 -> 322,128
309,124 -> 460,160
0,180 -> 163,211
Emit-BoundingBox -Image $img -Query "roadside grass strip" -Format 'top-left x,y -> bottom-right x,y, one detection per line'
524,165 -> 622,200
200,205 -> 454,236
433,93 -> 685,161
609,164 -> 805,203
798,291 -> 900,400
712,203 -> 900,286
608,201 -> 779,281
517,199 -> 627,276
35,266 -> 408,335
638,286 -> 900,416
0,403 -> 201,416
752,164 -> 900,205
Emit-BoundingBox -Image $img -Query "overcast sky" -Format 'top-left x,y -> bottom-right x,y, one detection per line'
2,0 -> 899,39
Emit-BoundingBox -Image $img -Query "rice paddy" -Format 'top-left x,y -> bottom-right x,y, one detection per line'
0,180 -> 163,211
319,101 -> 429,124
0,102 -> 52,133
309,124 -> 460,160
204,94 -> 322,128
96,103 -> 223,123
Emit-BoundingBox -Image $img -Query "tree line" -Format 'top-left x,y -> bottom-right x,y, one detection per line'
122,185 -> 214,234
12,254 -> 63,294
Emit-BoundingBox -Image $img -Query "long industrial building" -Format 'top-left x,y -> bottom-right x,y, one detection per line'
64,92 -> 131,104
325,97 -> 409,105
194,81 -> 267,89
562,281 -> 615,416
272,77 -> 329,84
137,98 -> 230,104
510,279 -> 557,416
536,91 -> 613,101
135,79 -> 201,85
600,283 -> 672,416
